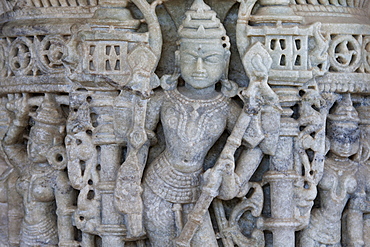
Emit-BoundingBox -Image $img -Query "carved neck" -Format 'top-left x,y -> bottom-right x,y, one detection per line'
328,153 -> 349,162
326,153 -> 357,172
178,83 -> 219,100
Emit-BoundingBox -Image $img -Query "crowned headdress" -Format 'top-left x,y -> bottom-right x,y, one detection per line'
178,0 -> 230,49
32,94 -> 65,126
328,94 -> 359,127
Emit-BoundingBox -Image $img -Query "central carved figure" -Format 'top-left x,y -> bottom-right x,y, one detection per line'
114,0 -> 274,246
112,0 -> 285,245
143,1 -> 237,245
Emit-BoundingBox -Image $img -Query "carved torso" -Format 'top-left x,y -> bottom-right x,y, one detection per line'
17,169 -> 55,205
144,89 -> 231,204
305,157 -> 358,244
319,158 -> 358,203
161,89 -> 229,173
16,164 -> 59,246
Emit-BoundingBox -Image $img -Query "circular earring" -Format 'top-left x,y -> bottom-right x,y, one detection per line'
47,145 -> 67,170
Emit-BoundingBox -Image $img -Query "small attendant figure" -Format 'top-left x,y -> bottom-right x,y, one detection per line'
300,94 -> 360,247
3,94 -> 76,247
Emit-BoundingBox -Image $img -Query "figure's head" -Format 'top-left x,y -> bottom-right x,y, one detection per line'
28,94 -> 66,166
327,94 -> 360,159
177,0 -> 230,90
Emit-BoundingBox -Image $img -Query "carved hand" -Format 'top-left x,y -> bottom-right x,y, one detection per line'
321,92 -> 340,114
215,153 -> 235,175
6,93 -> 30,124
208,153 -> 239,200
240,86 -> 262,115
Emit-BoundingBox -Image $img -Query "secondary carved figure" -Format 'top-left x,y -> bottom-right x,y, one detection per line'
2,94 -> 75,246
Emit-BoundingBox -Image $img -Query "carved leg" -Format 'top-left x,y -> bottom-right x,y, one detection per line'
182,204 -> 218,247
142,183 -> 218,247
142,183 -> 176,247
8,172 -> 23,247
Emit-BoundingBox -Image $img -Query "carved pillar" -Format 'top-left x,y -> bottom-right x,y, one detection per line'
237,0 -> 330,245
92,91 -> 126,245
64,0 -> 161,245
238,0 -> 370,242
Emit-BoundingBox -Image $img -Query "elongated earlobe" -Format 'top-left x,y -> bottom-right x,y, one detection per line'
160,50 -> 180,91
175,50 -> 180,72
221,79 -> 239,97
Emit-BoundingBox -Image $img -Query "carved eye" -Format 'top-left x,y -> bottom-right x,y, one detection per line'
181,54 -> 196,63
204,55 -> 222,64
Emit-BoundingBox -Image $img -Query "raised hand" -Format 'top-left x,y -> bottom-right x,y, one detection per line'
6,93 -> 30,123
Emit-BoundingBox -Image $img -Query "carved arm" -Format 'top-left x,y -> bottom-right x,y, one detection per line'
2,94 -> 29,172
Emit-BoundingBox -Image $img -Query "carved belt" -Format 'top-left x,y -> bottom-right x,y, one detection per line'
21,216 -> 58,246
144,154 -> 201,204
305,209 -> 341,245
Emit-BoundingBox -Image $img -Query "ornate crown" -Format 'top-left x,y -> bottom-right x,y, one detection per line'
32,94 -> 65,126
178,0 -> 230,49
328,94 -> 360,124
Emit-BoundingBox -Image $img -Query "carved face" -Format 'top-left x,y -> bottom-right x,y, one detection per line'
328,123 -> 360,158
27,125 -> 56,163
179,41 -> 228,90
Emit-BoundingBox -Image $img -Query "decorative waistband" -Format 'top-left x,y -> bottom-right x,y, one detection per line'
144,154 -> 202,204
21,216 -> 58,246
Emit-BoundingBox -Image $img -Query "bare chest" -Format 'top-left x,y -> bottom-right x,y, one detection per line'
161,90 -> 229,145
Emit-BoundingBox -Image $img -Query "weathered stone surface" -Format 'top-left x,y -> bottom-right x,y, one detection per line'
0,0 -> 369,246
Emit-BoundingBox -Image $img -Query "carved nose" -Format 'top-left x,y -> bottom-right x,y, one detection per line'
196,57 -> 205,72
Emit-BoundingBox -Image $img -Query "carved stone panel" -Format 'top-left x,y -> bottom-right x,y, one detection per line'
0,0 -> 369,246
